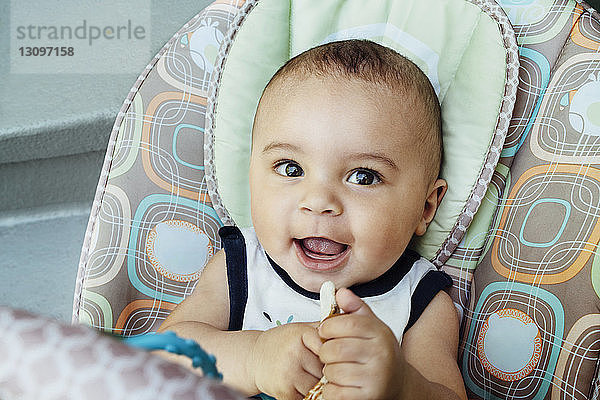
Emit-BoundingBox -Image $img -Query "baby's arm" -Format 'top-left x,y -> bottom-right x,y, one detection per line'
157,250 -> 323,399
157,250 -> 258,393
314,289 -> 466,400
399,291 -> 467,399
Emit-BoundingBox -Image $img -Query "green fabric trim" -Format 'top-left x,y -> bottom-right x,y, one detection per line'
214,1 -> 290,227
411,5 -> 507,258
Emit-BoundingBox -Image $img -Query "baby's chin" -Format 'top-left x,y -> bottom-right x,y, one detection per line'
288,272 -> 326,293
287,267 -> 352,294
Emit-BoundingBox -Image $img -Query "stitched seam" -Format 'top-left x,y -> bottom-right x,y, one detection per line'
205,0 -> 258,227
434,0 -> 518,266
72,8 -> 207,325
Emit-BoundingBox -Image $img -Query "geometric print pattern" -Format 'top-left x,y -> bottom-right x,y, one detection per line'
453,2 -> 600,399
462,282 -> 564,399
69,0 -> 600,398
73,0 -> 517,337
73,1 -> 247,335
431,0 -> 520,268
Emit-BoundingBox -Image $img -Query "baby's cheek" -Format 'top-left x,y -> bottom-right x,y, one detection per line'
357,215 -> 411,258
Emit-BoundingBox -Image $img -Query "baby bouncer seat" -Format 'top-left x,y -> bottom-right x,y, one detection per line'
61,0 -> 600,398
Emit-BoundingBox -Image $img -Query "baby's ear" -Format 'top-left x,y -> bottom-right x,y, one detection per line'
415,178 -> 448,236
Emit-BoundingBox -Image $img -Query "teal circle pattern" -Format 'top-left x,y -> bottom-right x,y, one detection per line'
127,194 -> 223,304
463,281 -> 564,399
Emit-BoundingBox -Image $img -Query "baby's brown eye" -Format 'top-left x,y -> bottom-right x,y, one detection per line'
347,169 -> 381,185
275,161 -> 304,177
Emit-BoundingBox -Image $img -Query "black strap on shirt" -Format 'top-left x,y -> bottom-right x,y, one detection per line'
218,225 -> 453,333
404,270 -> 453,334
218,226 -> 248,331
266,250 -> 421,300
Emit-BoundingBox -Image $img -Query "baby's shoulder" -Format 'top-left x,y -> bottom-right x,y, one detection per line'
160,249 -> 230,330
192,249 -> 228,296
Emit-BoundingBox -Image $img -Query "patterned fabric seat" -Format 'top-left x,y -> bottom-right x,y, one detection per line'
58,0 -> 600,399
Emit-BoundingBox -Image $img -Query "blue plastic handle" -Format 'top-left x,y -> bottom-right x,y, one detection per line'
123,331 -> 222,380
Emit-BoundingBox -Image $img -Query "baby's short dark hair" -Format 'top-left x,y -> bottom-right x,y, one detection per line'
259,39 -> 443,180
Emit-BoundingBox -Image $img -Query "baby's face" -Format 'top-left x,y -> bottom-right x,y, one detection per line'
249,76 -> 444,292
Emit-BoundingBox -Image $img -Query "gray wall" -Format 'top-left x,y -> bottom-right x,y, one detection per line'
0,0 -> 213,321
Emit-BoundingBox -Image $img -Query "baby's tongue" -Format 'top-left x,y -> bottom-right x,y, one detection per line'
302,237 -> 345,255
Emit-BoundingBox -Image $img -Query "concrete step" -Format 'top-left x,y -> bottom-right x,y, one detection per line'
0,202 -> 91,322
0,150 -> 105,212
0,0 -> 213,319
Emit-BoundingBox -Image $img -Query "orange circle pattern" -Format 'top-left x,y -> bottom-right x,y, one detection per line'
477,308 -> 543,382
145,220 -> 214,282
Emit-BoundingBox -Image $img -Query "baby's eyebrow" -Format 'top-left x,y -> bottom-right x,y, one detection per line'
261,141 -> 303,154
261,142 -> 398,170
349,152 -> 399,170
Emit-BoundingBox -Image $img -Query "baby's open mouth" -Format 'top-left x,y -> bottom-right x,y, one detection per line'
300,237 -> 348,259
293,237 -> 350,271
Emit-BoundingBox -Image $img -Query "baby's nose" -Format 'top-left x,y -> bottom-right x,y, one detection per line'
298,185 -> 343,216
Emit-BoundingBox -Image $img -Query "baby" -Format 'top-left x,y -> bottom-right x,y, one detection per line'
159,39 -> 467,400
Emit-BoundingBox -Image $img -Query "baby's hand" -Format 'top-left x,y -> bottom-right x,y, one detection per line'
316,288 -> 405,400
250,322 -> 323,400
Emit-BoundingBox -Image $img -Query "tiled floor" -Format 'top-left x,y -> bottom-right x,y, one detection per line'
0,202 -> 91,322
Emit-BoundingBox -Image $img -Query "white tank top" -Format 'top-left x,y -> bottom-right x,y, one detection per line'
233,227 -> 438,343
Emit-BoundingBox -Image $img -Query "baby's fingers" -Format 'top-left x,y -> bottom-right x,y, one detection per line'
322,362 -> 364,389
319,337 -> 369,364
321,382 -> 364,400
318,314 -> 377,340
302,328 -> 322,356
301,329 -> 324,379
336,288 -> 373,316
301,352 -> 324,382
293,370 -> 321,399
322,363 -> 386,400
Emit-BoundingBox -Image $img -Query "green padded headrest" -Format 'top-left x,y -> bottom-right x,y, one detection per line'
206,0 -> 518,265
